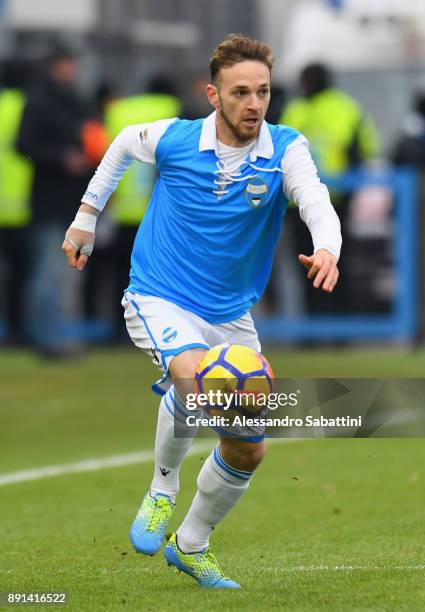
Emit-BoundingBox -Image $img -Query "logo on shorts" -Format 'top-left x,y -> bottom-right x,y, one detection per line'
162,327 -> 178,343
245,178 -> 268,208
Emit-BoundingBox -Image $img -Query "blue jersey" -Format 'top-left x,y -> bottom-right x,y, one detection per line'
126,118 -> 300,323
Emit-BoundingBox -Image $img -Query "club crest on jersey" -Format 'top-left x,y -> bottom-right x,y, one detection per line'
245,178 -> 269,208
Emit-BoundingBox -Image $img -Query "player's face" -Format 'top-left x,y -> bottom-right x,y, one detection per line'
207,60 -> 271,146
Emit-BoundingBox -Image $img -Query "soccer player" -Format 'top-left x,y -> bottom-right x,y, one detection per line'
63,35 -> 341,588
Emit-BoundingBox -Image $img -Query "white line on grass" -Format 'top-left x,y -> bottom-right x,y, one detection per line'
0,437 -> 298,487
0,441 -> 212,487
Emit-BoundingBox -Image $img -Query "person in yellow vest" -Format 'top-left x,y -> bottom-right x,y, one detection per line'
0,59 -> 32,344
280,63 -> 379,175
104,75 -> 181,338
279,63 -> 380,315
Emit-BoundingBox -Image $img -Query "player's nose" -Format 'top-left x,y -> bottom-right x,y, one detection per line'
246,94 -> 262,112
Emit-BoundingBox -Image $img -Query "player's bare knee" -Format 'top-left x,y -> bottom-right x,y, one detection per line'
170,349 -> 207,402
235,443 -> 265,471
246,442 -> 266,468
220,439 -> 266,471
170,349 -> 208,379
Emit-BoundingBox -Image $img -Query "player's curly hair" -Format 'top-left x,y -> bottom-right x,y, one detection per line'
209,34 -> 274,83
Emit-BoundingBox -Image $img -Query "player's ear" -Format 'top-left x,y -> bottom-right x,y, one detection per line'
206,83 -> 219,109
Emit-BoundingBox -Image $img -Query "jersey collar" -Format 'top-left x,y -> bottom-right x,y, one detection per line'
199,111 -> 274,161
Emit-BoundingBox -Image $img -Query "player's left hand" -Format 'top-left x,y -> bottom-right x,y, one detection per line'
298,249 -> 339,293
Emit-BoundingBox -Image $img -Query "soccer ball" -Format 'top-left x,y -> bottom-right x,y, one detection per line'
194,343 -> 274,417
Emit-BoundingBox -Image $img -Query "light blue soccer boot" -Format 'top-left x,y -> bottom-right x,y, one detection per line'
164,533 -> 241,588
130,492 -> 175,555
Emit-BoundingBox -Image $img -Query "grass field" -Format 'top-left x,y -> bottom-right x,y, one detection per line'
1,347 -> 425,611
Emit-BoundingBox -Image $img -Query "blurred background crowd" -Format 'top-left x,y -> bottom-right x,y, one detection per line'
0,0 -> 424,356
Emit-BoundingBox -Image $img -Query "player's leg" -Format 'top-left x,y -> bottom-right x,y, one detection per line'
164,310 -> 265,587
122,293 -> 209,555
181,311 -> 265,554
129,351 -> 206,556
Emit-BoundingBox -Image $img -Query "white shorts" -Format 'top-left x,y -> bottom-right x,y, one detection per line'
122,292 -> 261,394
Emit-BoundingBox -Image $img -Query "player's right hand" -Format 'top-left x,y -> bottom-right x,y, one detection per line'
62,227 -> 95,271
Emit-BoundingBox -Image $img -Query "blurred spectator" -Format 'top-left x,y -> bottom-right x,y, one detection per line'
104,74 -> 181,339
180,72 -> 212,120
0,59 -> 32,345
279,63 -> 380,315
17,46 -> 96,356
281,63 -> 379,175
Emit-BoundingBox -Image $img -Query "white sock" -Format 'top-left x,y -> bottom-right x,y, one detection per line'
150,385 -> 198,503
176,445 -> 254,553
